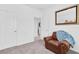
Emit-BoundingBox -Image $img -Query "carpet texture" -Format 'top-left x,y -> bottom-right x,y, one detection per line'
0,40 -> 78,54
0,40 -> 53,54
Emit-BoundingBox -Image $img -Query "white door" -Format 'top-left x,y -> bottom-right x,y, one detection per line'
16,15 -> 34,45
0,11 -> 16,50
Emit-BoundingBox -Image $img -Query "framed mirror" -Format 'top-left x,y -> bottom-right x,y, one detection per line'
55,5 -> 77,25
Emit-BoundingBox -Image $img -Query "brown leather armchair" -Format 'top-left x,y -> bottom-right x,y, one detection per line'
44,32 -> 70,54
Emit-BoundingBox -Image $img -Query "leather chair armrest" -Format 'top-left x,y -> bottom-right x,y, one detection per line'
58,40 -> 70,53
60,40 -> 70,49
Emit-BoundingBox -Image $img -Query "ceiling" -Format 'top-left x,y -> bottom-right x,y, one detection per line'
26,4 -> 54,10
26,4 -> 75,11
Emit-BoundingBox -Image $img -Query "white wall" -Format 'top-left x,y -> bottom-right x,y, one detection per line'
0,5 -> 41,50
41,4 -> 79,52
16,5 -> 42,45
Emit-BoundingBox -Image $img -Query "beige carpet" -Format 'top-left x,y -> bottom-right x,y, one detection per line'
0,40 -> 78,54
0,40 -> 53,54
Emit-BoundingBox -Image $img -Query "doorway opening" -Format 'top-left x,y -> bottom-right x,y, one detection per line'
34,17 -> 41,40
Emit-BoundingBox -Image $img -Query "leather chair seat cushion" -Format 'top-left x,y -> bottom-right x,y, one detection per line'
48,40 -> 60,46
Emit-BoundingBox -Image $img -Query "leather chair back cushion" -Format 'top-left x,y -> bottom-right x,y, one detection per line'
52,32 -> 58,40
